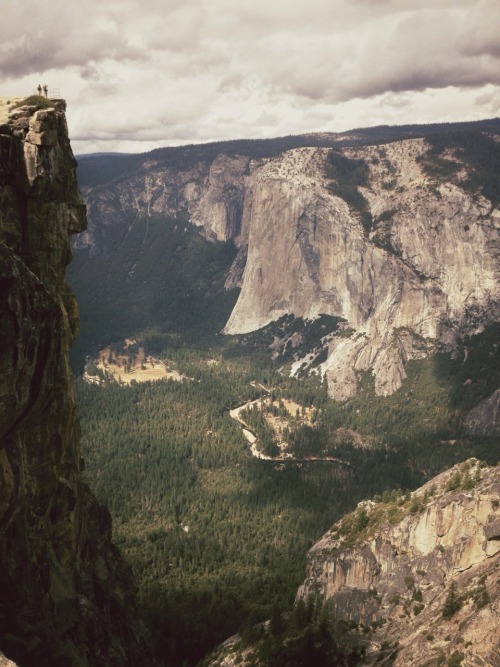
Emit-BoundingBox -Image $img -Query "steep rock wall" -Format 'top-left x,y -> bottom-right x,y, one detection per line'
465,389 -> 500,436
297,460 -> 500,666
224,143 -> 499,399
0,100 -> 150,666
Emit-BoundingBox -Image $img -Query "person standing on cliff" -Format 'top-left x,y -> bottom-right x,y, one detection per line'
37,84 -> 42,96
43,84 -> 48,97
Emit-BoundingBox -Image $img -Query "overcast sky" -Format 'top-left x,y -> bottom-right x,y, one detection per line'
1,0 -> 499,155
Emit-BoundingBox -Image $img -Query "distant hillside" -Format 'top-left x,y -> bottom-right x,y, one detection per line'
76,118 -> 500,190
70,118 -> 500,408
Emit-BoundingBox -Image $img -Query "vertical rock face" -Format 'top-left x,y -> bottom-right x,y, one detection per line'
223,143 -> 500,400
464,389 -> 500,436
297,460 -> 500,666
0,101 -> 148,666
189,153 -> 255,242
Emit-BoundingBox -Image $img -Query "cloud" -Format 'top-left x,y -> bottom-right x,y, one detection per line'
1,0 -> 498,153
0,2 -> 144,78
255,5 -> 500,103
458,0 -> 500,58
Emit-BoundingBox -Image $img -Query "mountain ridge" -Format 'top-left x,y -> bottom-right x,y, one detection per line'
72,119 -> 500,403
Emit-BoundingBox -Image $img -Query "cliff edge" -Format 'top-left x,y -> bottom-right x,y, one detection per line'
0,98 -> 150,665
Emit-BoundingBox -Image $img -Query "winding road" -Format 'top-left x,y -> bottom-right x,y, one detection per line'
229,385 -> 353,467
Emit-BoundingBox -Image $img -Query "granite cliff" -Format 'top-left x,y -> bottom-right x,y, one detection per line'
0,98 -> 149,666
224,142 -> 499,401
75,122 -> 500,404
297,459 -> 500,667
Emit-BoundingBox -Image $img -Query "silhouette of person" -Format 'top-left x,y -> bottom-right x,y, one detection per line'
43,85 -> 48,97
37,84 -> 42,96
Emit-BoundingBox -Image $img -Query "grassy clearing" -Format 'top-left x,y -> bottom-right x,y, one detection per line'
11,95 -> 65,110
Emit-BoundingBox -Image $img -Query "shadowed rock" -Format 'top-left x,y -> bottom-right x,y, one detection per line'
0,98 -> 152,666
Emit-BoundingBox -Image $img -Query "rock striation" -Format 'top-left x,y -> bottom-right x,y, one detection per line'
0,99 -> 150,666
297,459 -> 500,666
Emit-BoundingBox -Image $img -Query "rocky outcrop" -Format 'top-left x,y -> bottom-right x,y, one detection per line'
0,653 -> 17,667
0,100 -> 150,666
297,459 -> 500,666
190,153 -> 257,243
465,389 -> 500,436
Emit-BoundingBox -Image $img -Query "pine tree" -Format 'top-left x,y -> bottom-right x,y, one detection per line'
442,581 -> 462,620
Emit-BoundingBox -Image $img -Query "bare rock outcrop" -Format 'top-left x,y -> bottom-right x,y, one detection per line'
189,153 -> 257,242
297,459 -> 500,666
0,100 -> 150,666
0,653 -> 17,667
465,389 -> 500,436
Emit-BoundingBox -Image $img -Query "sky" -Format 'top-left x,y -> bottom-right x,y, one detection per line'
1,0 -> 499,155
